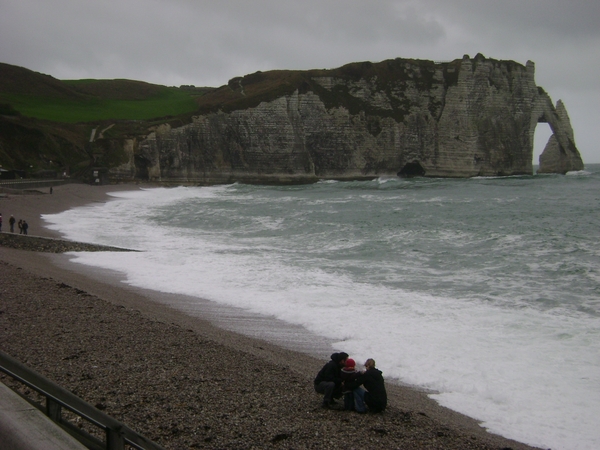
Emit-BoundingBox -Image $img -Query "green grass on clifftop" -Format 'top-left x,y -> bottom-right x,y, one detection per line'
0,64 -> 208,123
2,86 -> 199,123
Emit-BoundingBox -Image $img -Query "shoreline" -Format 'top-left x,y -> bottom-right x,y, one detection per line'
0,183 -> 539,449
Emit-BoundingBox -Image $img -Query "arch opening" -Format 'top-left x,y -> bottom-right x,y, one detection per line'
533,123 -> 553,169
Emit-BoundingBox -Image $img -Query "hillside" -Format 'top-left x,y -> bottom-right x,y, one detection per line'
0,63 -> 211,123
0,62 -> 213,179
0,62 -> 85,100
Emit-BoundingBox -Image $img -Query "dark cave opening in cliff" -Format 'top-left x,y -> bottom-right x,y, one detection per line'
134,155 -> 150,180
398,161 -> 426,178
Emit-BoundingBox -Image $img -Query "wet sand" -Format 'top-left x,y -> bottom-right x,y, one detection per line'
0,183 -> 539,449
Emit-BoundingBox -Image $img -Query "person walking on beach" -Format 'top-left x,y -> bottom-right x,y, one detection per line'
340,358 -> 366,413
18,219 -> 23,234
314,352 -> 348,408
21,220 -> 28,235
9,215 -> 15,233
344,358 -> 387,413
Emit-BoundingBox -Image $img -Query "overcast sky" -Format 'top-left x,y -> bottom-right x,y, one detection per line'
1,0 -> 598,163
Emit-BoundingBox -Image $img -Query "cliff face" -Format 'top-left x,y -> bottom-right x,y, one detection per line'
127,54 -> 583,184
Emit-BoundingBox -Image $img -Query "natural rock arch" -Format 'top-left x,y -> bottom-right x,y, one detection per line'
126,55 -> 584,184
532,94 -> 582,174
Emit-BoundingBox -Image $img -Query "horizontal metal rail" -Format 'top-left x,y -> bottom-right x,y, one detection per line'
0,350 -> 166,450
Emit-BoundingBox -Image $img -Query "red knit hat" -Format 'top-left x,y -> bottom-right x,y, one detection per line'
344,358 -> 356,369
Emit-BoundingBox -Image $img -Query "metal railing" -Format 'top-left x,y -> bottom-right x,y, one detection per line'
0,350 -> 166,450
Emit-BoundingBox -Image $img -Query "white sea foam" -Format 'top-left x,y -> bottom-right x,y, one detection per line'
42,172 -> 600,450
565,170 -> 591,176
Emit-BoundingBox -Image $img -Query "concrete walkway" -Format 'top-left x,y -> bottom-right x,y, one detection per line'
0,382 -> 86,450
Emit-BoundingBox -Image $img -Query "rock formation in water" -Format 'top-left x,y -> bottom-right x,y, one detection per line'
120,54 -> 583,183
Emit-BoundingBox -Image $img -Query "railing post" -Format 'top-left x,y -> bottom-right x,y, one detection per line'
106,427 -> 126,450
47,397 -> 62,422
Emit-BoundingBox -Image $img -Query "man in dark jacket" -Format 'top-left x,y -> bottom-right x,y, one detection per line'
345,358 -> 387,413
314,352 -> 348,408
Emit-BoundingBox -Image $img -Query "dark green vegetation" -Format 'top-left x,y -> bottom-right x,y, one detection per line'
4,85 -> 198,123
0,63 -> 208,122
0,57 -> 470,181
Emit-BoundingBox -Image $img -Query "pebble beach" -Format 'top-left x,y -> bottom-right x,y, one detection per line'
0,183 -> 539,449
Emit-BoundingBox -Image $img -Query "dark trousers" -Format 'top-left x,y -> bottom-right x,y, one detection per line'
315,381 -> 342,403
315,381 -> 336,403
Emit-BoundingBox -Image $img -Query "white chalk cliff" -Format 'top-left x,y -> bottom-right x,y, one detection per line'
128,54 -> 583,184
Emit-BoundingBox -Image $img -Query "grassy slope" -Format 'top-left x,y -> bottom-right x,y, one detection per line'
2,88 -> 198,122
0,63 -> 212,175
1,86 -> 203,124
0,63 -> 210,123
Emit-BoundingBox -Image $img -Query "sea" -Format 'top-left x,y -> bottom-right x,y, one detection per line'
42,165 -> 600,450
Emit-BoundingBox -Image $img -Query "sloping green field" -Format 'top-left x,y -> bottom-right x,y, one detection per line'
2,86 -> 199,123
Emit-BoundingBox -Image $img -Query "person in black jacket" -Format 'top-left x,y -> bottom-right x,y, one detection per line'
314,352 -> 348,408
345,358 -> 387,413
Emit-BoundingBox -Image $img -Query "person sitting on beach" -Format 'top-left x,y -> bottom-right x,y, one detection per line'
344,358 -> 387,413
340,358 -> 366,413
314,352 -> 348,408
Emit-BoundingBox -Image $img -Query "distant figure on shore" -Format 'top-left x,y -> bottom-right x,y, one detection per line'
345,358 -> 387,413
314,352 -> 348,408
50,186 -> 53,194
18,219 -> 23,234
9,215 -> 15,233
0,213 -> 2,232
21,220 -> 28,235
340,358 -> 366,413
